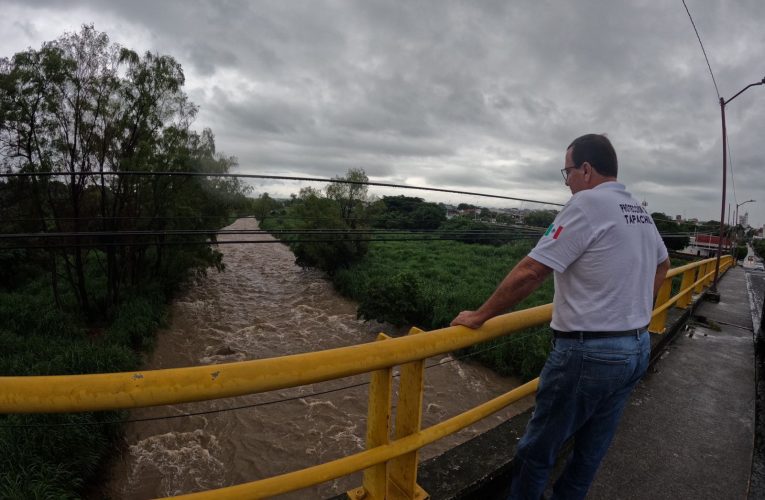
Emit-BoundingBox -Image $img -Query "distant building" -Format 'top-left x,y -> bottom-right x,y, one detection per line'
676,215 -> 683,222
679,234 -> 733,257
739,211 -> 749,227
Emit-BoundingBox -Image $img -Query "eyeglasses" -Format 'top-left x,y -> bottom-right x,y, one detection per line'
560,163 -> 582,182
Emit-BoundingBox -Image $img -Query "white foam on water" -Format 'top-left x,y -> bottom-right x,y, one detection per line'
126,429 -> 226,496
329,423 -> 364,450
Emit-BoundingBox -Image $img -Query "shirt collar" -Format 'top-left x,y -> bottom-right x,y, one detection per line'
592,181 -> 624,191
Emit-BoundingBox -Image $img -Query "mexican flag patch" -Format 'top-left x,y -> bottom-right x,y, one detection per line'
544,223 -> 564,239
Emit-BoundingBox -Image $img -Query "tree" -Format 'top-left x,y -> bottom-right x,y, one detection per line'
651,212 -> 689,252
524,210 -> 557,228
372,195 -> 445,230
251,192 -> 279,222
289,190 -> 367,273
325,168 -> 368,225
0,25 -> 247,315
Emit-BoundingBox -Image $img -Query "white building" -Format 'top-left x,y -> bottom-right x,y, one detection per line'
739,211 -> 749,227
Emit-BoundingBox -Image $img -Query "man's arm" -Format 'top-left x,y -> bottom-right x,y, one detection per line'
450,256 -> 553,329
653,258 -> 671,298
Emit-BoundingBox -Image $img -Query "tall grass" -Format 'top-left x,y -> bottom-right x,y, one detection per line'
332,240 -> 555,380
0,267 -> 166,498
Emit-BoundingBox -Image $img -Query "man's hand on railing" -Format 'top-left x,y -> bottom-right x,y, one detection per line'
451,310 -> 490,329
450,256 -> 552,331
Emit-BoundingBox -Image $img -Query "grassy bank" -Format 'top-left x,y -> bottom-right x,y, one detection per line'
330,239 -> 554,380
281,236 -> 696,381
0,260 -> 168,498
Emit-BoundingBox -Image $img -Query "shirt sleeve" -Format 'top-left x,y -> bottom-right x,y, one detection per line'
528,204 -> 595,273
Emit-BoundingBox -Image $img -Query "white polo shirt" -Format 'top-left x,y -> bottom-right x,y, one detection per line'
528,181 -> 668,332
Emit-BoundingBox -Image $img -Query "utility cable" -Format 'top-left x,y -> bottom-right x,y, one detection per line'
0,171 -> 566,207
0,330 -> 543,429
681,0 -> 720,100
0,236 -> 543,251
0,228 -> 546,239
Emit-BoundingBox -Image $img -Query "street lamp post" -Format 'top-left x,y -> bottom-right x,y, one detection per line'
710,76 -> 765,298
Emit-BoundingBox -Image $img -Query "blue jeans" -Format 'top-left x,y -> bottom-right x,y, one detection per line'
508,331 -> 650,500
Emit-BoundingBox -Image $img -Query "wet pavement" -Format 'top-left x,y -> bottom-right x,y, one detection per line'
588,266 -> 759,499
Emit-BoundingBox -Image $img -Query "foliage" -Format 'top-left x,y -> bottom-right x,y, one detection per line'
325,167 -> 368,224
0,268 -> 165,497
734,245 -> 747,261
523,209 -> 557,228
355,271 -> 435,327
332,240 -> 555,380
250,192 -> 281,221
651,212 -> 690,251
0,25 -> 250,315
370,195 -> 446,230
0,26 -> 247,498
261,186 -> 368,274
753,240 -> 765,260
438,218 -> 524,246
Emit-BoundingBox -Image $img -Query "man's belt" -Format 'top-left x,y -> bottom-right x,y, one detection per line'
552,327 -> 647,339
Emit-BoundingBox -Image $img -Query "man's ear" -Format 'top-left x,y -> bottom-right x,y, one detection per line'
583,161 -> 592,178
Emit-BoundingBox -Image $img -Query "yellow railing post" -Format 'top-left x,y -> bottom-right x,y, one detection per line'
349,333 -> 394,500
705,260 -> 715,286
694,263 -> 706,294
388,327 -> 429,500
649,277 -> 672,334
676,268 -> 696,309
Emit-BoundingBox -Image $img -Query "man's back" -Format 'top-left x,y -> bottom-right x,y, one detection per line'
529,181 -> 666,331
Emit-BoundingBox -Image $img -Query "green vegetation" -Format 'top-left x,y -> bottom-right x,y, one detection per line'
753,239 -> 765,260
0,269 -> 163,498
0,26 -> 249,497
332,240 -> 554,380
734,245 -> 748,261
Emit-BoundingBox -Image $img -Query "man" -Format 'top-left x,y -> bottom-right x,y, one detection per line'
451,134 -> 670,499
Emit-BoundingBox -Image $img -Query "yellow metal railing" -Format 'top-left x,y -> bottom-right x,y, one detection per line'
0,255 -> 733,499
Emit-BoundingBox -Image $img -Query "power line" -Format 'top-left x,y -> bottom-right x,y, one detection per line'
0,170 -> 566,207
0,228 -> 546,239
681,0 -> 720,100
0,231 -> 698,251
0,330 -> 544,429
0,235 -> 546,251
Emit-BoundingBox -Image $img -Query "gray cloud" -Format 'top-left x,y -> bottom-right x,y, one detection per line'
1,0 -> 763,225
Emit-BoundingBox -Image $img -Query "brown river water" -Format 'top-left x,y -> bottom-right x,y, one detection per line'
101,218 -> 532,499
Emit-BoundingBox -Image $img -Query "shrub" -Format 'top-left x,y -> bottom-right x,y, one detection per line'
356,271 -> 435,327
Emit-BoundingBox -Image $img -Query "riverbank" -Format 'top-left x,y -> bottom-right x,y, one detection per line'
0,272 -> 167,497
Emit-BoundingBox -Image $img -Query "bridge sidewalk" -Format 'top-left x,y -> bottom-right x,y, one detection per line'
587,266 -> 756,499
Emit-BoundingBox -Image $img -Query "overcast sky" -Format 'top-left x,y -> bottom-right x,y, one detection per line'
2,1 -> 763,226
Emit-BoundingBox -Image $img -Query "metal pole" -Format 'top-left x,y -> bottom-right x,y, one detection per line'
710,77 -> 765,297
711,97 -> 726,293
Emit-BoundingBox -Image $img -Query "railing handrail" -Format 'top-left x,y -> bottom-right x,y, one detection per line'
0,255 -> 728,414
166,379 -> 541,499
0,304 -> 553,413
666,258 -> 713,278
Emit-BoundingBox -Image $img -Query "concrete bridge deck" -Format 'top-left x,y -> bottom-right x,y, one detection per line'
588,266 -> 757,499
